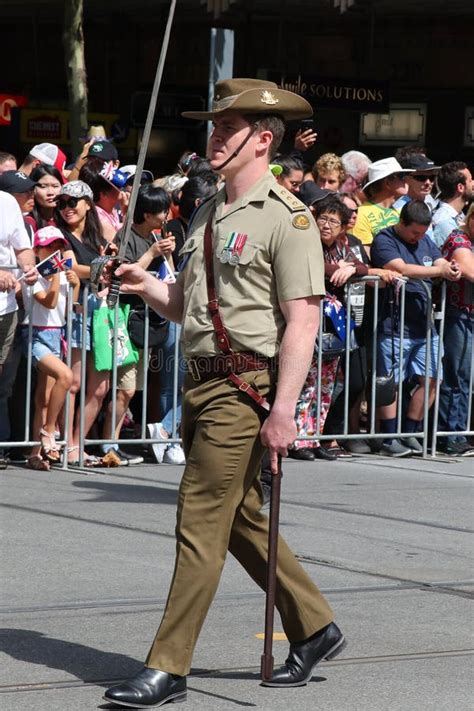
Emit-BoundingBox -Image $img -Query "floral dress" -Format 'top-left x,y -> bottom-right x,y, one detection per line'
293,242 -> 346,450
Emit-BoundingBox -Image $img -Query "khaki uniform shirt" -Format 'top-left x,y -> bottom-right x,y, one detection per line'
177,170 -> 325,359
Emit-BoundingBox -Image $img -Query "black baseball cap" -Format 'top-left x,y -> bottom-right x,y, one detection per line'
87,141 -> 118,162
402,154 -> 440,172
299,181 -> 332,207
0,170 -> 36,193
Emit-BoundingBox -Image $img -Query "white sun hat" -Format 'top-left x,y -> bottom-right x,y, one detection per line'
362,157 -> 415,191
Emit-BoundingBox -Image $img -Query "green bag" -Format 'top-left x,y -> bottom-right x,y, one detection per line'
92,300 -> 139,372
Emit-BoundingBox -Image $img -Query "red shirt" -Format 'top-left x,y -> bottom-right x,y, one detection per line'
441,229 -> 474,313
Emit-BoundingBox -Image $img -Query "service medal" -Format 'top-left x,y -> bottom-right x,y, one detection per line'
219,249 -> 230,263
230,232 -> 247,265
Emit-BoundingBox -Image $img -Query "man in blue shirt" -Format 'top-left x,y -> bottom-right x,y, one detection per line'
371,200 -> 461,457
432,162 -> 473,248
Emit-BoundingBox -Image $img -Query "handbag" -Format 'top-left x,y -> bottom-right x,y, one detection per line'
128,307 -> 169,348
319,331 -> 356,359
92,300 -> 139,371
316,299 -> 357,360
374,287 -> 397,407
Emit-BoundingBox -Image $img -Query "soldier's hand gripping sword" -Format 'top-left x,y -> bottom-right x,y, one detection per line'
90,0 -> 177,303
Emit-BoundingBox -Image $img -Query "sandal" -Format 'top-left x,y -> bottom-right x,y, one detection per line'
67,448 -> 104,468
39,428 -> 61,463
27,454 -> 51,471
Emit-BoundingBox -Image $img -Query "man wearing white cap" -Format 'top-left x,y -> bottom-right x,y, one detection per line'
18,143 -> 67,180
352,157 -> 414,250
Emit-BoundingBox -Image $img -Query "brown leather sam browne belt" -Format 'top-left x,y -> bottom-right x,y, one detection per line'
186,352 -> 274,382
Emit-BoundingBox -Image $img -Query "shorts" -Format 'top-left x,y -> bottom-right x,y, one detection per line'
22,326 -> 63,366
0,311 -> 18,366
377,333 -> 441,382
70,293 -> 101,351
116,349 -> 146,391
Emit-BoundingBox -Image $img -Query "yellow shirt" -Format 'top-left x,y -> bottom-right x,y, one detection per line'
177,170 -> 325,358
352,202 -> 400,246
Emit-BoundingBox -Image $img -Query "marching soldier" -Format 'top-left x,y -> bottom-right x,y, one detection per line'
104,78 -> 345,708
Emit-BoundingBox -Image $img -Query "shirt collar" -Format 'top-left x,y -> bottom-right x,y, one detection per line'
215,169 -> 274,222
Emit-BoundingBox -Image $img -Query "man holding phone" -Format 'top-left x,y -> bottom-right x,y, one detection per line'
99,183 -> 175,465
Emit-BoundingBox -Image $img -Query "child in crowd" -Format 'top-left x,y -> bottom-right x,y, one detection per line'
22,226 -> 79,470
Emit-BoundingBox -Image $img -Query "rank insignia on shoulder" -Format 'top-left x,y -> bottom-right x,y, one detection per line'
292,214 -> 311,229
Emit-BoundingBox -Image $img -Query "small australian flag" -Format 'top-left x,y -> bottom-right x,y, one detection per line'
36,251 -> 72,278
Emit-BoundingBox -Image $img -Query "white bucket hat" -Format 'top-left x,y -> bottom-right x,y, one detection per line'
362,157 -> 414,191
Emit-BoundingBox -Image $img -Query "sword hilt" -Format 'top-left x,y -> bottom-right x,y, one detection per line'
107,269 -> 121,308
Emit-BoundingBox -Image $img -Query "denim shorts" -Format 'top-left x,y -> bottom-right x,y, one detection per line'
377,333 -> 441,381
22,326 -> 62,366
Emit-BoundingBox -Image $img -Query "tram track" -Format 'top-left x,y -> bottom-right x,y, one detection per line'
1,648 -> 473,695
1,575 -> 472,617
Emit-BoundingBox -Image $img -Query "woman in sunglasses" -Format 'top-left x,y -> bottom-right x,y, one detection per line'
56,180 -> 110,465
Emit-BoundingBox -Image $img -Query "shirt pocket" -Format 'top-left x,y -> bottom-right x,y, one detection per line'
218,242 -> 262,302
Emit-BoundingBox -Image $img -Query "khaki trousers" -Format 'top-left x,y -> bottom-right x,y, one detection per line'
146,369 -> 334,676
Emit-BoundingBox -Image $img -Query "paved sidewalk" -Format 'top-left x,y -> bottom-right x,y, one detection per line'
1,453 -> 473,710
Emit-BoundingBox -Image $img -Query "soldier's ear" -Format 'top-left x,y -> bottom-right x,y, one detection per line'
255,128 -> 273,155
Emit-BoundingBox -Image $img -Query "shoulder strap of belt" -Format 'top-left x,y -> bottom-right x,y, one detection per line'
203,213 -> 270,412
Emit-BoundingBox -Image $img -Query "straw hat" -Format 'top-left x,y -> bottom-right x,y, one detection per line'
182,78 -> 313,121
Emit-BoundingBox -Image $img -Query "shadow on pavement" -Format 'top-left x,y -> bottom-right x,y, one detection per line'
72,480 -> 178,505
0,628 -> 142,684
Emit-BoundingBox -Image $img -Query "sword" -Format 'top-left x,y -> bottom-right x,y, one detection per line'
105,0 -> 177,307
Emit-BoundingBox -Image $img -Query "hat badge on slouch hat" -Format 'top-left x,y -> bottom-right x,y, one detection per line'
260,90 -> 279,106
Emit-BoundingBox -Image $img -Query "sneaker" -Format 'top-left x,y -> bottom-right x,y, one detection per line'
380,439 -> 412,457
345,439 -> 372,455
400,436 -> 423,455
438,439 -> 474,457
115,448 -> 144,466
163,443 -> 186,465
147,422 -> 169,464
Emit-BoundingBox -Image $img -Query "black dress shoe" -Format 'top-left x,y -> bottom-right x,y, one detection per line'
288,448 -> 315,461
261,622 -> 346,687
103,667 -> 186,708
313,446 -> 337,461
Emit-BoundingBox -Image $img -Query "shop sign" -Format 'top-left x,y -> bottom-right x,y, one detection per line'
19,109 -> 137,149
0,94 -> 28,126
268,73 -> 390,112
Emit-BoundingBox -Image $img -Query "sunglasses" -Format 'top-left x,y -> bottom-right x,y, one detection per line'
412,174 -> 436,182
56,196 -> 84,210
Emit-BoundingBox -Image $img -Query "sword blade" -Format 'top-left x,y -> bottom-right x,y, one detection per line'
117,0 -> 177,263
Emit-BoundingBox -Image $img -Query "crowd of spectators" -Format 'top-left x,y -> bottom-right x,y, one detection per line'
0,124 -> 472,470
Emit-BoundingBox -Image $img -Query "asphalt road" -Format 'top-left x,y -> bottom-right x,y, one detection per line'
1,452 -> 473,710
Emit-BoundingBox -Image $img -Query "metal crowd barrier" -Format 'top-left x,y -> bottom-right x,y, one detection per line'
0,270 -> 472,465
298,276 -> 473,458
